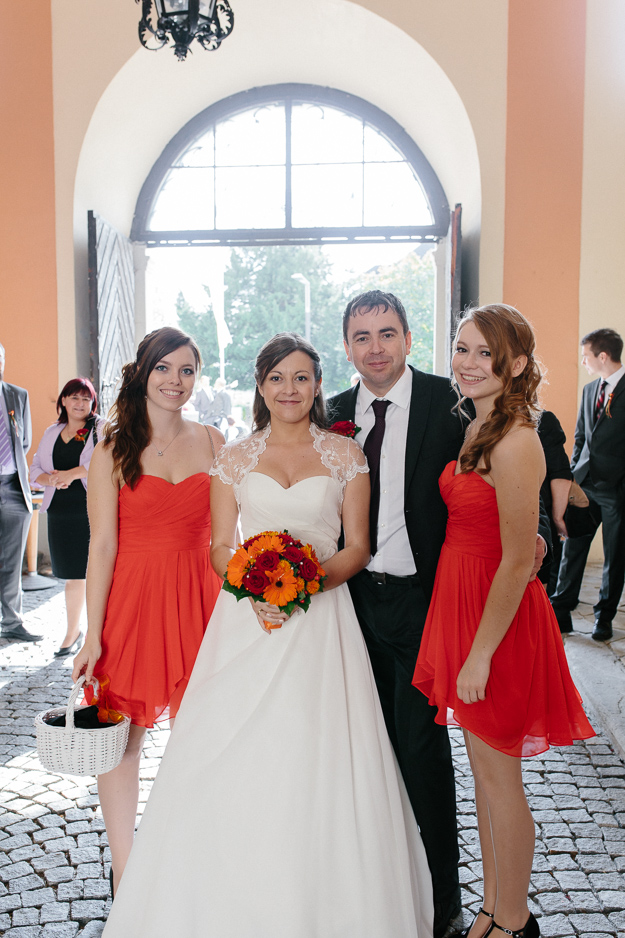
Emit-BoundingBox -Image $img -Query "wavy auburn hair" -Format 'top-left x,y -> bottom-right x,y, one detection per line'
104,327 -> 201,489
253,333 -> 326,431
454,304 -> 542,475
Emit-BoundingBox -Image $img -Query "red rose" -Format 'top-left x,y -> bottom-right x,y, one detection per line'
329,420 -> 361,438
255,550 -> 280,572
299,557 -> 318,581
283,545 -> 304,564
243,569 -> 270,595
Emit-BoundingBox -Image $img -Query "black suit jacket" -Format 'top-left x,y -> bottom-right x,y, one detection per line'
1,381 -> 32,511
328,367 -> 465,601
571,375 -> 625,491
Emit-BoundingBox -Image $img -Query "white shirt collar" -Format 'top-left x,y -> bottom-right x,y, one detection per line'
358,366 -> 412,412
605,365 -> 625,392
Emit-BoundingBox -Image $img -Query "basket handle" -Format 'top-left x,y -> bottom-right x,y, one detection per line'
65,675 -> 100,731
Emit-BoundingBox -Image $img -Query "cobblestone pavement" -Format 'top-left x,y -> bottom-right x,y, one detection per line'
1,576 -> 625,937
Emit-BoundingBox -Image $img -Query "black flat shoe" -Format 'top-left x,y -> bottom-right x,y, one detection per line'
53,632 -> 83,658
1,624 -> 43,642
109,866 -> 115,899
489,912 -> 540,938
459,907 -> 494,938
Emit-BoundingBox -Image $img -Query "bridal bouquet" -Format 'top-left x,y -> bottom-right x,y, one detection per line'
223,531 -> 327,629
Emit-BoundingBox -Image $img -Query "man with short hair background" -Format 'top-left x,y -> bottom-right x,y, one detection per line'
551,328 -> 625,642
329,291 -> 463,938
0,342 -> 40,642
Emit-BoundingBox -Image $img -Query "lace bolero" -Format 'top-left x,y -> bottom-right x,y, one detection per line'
209,424 -> 368,503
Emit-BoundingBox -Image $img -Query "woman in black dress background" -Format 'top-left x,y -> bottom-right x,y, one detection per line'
30,378 -> 101,657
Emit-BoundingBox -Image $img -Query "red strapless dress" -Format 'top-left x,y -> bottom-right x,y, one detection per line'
86,473 -> 221,727
412,462 -> 595,757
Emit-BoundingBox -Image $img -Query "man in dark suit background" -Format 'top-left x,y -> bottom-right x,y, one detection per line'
0,341 -> 41,642
329,291 -> 464,938
551,328 -> 625,642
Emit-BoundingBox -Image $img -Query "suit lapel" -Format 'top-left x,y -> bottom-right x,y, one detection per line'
332,384 -> 359,422
404,367 -> 431,500
595,374 -> 625,428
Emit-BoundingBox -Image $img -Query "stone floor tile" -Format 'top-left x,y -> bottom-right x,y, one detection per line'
39,902 -> 69,923
552,870 -> 591,890
13,907 -> 40,926
569,913 -> 615,932
42,925 -> 80,938
535,913 -> 576,936
567,891 -> 602,912
597,891 -> 625,912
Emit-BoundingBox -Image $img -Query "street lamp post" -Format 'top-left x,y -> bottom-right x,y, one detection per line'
291,273 -> 311,343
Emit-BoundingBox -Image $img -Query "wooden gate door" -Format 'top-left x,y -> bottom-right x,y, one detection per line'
87,211 -> 135,418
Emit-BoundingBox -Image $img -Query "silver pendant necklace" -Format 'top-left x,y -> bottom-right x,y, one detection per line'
151,424 -> 183,457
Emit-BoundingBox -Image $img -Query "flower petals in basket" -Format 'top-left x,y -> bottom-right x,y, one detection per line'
34,675 -> 130,776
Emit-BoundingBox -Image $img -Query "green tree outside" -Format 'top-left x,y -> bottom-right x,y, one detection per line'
176,245 -> 435,395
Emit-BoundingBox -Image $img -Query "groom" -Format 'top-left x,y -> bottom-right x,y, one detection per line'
328,291 -> 464,938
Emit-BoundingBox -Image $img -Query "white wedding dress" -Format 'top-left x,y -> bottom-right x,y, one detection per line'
103,425 -> 433,938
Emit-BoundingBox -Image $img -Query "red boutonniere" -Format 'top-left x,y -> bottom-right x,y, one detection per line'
605,392 -> 614,418
74,428 -> 89,443
7,410 -> 17,431
329,420 -> 361,438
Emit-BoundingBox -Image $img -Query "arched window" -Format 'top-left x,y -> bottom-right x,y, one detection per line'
132,84 -> 449,246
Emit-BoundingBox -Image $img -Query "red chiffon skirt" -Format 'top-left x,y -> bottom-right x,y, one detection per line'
413,463 -> 595,757
85,474 -> 221,727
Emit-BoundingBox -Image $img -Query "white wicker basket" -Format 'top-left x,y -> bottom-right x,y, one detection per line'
34,675 -> 131,776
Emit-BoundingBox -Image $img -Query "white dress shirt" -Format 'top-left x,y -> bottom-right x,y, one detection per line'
0,382 -> 17,474
355,366 -> 416,576
603,364 -> 625,397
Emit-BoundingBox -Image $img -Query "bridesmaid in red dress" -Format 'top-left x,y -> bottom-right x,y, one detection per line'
412,306 -> 594,938
72,327 -> 224,895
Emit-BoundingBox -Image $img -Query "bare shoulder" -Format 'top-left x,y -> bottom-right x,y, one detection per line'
196,422 -> 225,449
490,424 -> 544,475
90,439 -> 120,488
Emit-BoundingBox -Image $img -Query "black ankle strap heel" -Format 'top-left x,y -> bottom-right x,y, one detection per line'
490,912 -> 539,938
459,907 -> 495,938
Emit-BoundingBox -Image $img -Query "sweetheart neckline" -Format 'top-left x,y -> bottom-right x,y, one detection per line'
249,472 -> 333,492
122,472 -> 211,490
448,460 -> 496,490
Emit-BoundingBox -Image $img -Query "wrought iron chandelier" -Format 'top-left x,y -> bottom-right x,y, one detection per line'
137,0 -> 234,61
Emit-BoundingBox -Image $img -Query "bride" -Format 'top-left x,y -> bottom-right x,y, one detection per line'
102,333 -> 433,938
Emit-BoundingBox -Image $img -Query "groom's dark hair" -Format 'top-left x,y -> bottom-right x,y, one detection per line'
342,290 -> 410,341
253,332 -> 327,431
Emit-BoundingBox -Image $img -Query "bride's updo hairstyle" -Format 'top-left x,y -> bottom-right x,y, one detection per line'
455,304 -> 542,476
253,332 -> 327,431
104,326 -> 201,489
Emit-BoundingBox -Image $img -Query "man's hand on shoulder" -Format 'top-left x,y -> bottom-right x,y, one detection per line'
529,534 -> 547,583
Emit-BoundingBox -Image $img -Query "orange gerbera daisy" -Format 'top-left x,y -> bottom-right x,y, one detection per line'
248,533 -> 285,559
306,579 -> 321,595
263,560 -> 299,605
226,547 -> 253,588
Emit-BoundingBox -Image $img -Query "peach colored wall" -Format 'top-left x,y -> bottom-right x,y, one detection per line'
579,0 -> 625,397
503,0 -> 586,441
0,3 -> 59,453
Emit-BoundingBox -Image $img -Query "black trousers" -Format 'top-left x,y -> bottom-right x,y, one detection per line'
551,480 -> 625,621
348,569 -> 460,935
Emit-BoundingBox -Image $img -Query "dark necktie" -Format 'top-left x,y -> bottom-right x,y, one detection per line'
595,380 -> 608,423
363,399 -> 390,556
0,413 -> 14,469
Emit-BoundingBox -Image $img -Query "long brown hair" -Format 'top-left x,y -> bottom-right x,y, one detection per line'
454,305 -> 542,475
104,327 -> 201,488
253,333 -> 326,431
